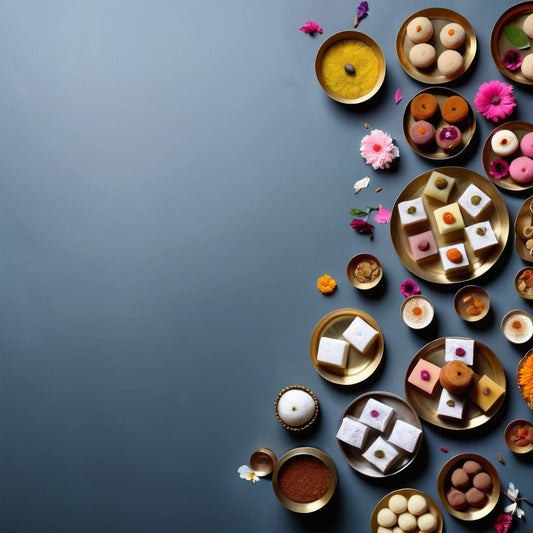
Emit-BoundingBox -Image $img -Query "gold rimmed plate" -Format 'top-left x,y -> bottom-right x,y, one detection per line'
315,31 -> 386,104
390,167 -> 509,284
514,195 -> 533,261
396,8 -> 477,84
482,121 -> 533,191
504,419 -> 533,453
337,391 -> 423,478
491,1 -> 533,84
346,253 -> 383,290
404,338 -> 506,430
272,447 -> 337,513
454,285 -> 490,322
437,453 -> 501,520
370,489 -> 444,532
310,308 -> 384,385
403,87 -> 476,160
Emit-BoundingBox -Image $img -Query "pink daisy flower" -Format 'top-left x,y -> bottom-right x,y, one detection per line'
474,80 -> 516,123
360,129 -> 400,170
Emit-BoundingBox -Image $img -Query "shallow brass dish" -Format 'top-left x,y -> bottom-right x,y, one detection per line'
390,167 -> 509,284
346,253 -> 383,290
401,295 -> 434,330
272,447 -> 337,513
491,1 -> 533,84
501,309 -> 533,343
370,488 -> 444,533
518,349 -> 533,409
504,419 -> 533,453
337,391 -> 423,478
514,267 -> 533,299
454,285 -> 490,322
482,121 -> 533,191
310,308 -> 384,385
514,195 -> 533,261
404,337 -> 506,430
396,8 -> 477,84
315,30 -> 386,104
403,86 -> 476,160
437,453 -> 501,520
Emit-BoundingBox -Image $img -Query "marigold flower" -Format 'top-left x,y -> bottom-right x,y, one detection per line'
518,352 -> 533,406
317,274 -> 337,294
474,80 -> 516,123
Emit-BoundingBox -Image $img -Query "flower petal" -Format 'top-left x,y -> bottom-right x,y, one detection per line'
374,205 -> 391,224
300,21 -> 323,34
394,88 -> 403,104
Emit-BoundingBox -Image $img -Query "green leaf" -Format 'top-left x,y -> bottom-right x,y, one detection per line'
504,25 -> 531,49
366,205 -> 379,212
350,207 -> 369,216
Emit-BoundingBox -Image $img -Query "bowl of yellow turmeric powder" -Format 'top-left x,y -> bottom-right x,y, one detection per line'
315,31 -> 386,104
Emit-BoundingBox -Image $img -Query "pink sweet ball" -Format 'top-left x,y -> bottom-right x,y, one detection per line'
520,132 -> 533,157
509,156 -> 533,184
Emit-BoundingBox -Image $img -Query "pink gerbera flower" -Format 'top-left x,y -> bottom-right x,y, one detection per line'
474,80 -> 516,123
360,129 -> 400,170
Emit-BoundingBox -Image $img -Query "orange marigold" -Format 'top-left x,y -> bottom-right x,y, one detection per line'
518,353 -> 533,406
317,274 -> 337,294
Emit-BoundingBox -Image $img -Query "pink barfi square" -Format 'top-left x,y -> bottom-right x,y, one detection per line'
407,359 -> 441,397
408,230 -> 438,263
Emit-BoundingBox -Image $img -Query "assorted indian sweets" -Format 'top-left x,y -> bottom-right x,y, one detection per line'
376,493 -> 438,532
490,129 -> 533,184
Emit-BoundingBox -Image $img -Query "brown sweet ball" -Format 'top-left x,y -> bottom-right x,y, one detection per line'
465,487 -> 486,507
446,487 -> 468,510
451,468 -> 471,490
441,95 -> 469,124
473,472 -> 493,493
462,460 -> 483,476
439,360 -> 474,394
411,93 -> 439,121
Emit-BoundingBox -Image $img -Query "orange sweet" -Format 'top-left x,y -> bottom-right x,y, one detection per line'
446,248 -> 463,263
442,212 -> 456,224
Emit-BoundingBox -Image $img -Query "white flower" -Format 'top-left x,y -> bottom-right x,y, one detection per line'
238,465 -> 259,484
503,482 -> 526,519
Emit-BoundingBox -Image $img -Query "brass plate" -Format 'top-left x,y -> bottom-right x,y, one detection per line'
437,453 -> 501,520
315,31 -> 386,104
514,267 -> 533,299
491,1 -> 533,84
396,8 -> 477,84
482,121 -> 533,191
514,195 -> 533,261
518,349 -> 533,409
504,419 -> 533,454
404,338 -> 506,430
403,87 -> 476,160
337,391 -> 423,478
310,308 -> 384,385
272,447 -> 337,513
454,285 -> 490,322
346,253 -> 383,290
370,488 -> 444,533
390,167 -> 509,284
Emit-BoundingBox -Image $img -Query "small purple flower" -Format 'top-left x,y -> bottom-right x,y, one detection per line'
356,1 -> 369,18
490,158 -> 510,179
503,49 -> 522,71
400,279 -> 421,298
350,218 -> 375,239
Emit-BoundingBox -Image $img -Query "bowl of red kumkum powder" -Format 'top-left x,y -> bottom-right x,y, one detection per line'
272,447 -> 337,513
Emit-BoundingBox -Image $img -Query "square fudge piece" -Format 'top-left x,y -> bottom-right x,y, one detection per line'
408,230 -> 438,263
362,436 -> 400,473
468,374 -> 505,412
439,243 -> 470,275
387,419 -> 422,453
317,337 -> 350,368
433,203 -> 465,235
445,337 -> 475,366
336,417 -> 370,449
465,221 -> 498,255
458,183 -> 492,220
407,359 -> 442,396
342,316 -> 379,354
359,398 -> 394,432
397,197 -> 428,229
437,389 -> 466,420
423,171 -> 456,203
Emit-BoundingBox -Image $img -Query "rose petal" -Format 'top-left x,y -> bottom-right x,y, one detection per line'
374,205 -> 391,224
394,88 -> 403,104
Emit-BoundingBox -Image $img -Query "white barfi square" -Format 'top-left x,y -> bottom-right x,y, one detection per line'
387,419 -> 422,453
362,436 -> 400,473
359,398 -> 394,432
423,171 -> 456,203
433,203 -> 465,235
336,417 -> 370,449
465,221 -> 498,254
397,197 -> 428,228
458,183 -> 492,220
445,337 -> 475,366
437,389 -> 466,420
317,337 -> 350,368
439,243 -> 470,275
342,316 -> 379,354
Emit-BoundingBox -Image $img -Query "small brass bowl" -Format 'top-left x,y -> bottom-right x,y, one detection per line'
504,419 -> 533,454
347,253 -> 383,290
250,448 -> 277,477
272,447 -> 337,513
274,385 -> 319,432
501,310 -> 533,344
514,267 -> 533,299
454,285 -> 490,322
400,295 -> 434,329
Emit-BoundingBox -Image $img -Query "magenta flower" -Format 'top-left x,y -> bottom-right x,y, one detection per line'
494,513 -> 513,533
474,80 -> 516,123
360,129 -> 400,170
503,49 -> 522,71
400,279 -> 421,298
300,21 -> 323,34
374,205 -> 391,224
350,218 -> 375,239
490,158 -> 510,179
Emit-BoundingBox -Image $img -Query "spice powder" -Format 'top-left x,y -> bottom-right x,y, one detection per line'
278,455 -> 331,503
